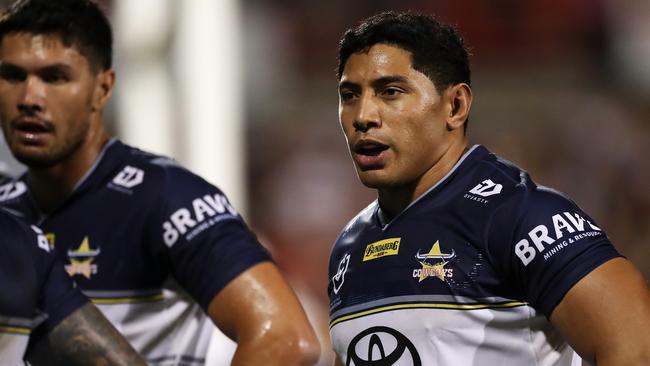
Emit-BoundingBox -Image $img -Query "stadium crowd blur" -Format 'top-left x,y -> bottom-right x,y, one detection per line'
1,0 -> 648,364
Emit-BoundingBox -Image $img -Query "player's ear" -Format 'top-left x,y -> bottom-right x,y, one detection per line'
92,69 -> 115,112
445,83 -> 472,131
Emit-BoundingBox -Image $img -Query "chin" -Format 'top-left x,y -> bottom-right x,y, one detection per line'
356,170 -> 393,189
13,150 -> 58,168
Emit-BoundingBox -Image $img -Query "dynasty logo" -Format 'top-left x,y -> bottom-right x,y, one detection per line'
65,237 -> 101,279
413,241 -> 455,282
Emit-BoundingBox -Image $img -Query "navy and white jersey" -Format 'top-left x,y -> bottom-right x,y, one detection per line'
0,209 -> 87,365
329,145 -> 620,366
0,139 -> 271,365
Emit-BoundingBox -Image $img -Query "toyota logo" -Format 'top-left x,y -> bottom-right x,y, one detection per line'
346,326 -> 421,366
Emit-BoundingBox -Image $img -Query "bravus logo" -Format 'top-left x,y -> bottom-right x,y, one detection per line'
515,211 -> 602,266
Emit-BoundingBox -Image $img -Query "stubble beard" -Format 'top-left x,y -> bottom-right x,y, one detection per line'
10,124 -> 89,169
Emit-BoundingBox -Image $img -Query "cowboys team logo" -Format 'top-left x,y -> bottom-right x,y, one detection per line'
65,237 -> 101,279
412,241 -> 455,282
346,326 -> 421,366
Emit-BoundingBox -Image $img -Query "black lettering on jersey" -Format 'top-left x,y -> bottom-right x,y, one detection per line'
346,326 -> 421,366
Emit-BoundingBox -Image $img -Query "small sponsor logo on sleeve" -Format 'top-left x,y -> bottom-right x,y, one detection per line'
363,238 -> 401,262
514,211 -> 603,266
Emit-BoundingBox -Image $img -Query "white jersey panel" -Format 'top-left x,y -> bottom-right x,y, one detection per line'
0,333 -> 28,366
95,280 -> 212,365
331,306 -> 575,366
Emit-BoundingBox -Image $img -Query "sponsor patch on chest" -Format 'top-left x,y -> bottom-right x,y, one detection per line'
363,238 -> 401,261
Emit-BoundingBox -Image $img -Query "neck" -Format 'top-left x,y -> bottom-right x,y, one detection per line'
378,139 -> 468,220
27,127 -> 109,214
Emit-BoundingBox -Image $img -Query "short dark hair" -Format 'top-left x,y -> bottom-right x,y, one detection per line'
0,0 -> 113,71
337,11 -> 471,92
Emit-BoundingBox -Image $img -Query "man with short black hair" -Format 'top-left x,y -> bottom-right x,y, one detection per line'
0,0 -> 319,364
329,11 -> 650,365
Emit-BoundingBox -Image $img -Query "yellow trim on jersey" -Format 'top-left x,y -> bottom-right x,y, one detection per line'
0,325 -> 31,335
91,293 -> 164,305
330,301 -> 527,329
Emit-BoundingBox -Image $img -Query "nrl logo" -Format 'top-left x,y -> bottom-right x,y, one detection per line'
332,253 -> 351,294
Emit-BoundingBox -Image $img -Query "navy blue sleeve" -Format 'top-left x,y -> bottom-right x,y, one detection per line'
487,186 -> 620,317
156,167 -> 272,310
23,225 -> 88,343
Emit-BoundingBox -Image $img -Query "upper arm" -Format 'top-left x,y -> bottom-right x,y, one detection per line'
550,257 -> 650,365
207,262 -> 320,366
27,302 -> 146,366
156,167 -> 271,309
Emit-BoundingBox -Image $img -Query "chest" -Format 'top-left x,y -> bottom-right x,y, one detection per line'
36,188 -> 167,290
329,213 -> 504,312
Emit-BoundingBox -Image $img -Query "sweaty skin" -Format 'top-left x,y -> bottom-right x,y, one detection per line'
0,32 -> 320,366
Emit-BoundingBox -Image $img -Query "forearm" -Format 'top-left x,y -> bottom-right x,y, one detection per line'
27,302 -> 146,366
208,263 -> 320,366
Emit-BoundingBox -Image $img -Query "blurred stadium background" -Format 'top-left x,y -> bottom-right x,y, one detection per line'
1,0 -> 649,364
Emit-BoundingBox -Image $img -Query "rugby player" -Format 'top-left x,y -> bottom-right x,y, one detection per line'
329,11 -> 650,366
0,0 -> 319,364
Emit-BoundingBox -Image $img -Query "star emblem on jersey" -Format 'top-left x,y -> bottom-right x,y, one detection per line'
413,241 -> 455,282
65,236 -> 101,279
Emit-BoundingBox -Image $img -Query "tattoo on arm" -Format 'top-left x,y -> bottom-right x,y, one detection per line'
26,303 -> 146,366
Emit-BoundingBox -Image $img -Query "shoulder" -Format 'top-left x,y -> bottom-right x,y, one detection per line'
0,207 -> 32,239
330,201 -> 378,265
460,146 -> 574,218
336,201 -> 377,242
106,141 -> 227,198
0,209 -> 50,265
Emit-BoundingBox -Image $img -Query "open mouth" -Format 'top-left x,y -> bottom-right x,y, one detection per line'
14,119 -> 53,134
354,141 -> 389,156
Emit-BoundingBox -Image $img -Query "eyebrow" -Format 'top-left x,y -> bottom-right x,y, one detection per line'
338,75 -> 410,92
0,61 -> 73,73
39,63 -> 74,74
